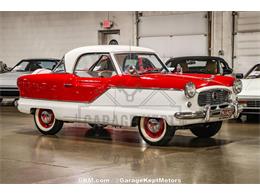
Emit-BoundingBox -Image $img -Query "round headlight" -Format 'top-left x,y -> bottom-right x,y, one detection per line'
185,82 -> 196,98
233,79 -> 242,94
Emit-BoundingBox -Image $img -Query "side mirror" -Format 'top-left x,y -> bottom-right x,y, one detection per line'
223,68 -> 233,75
235,73 -> 244,79
127,65 -> 139,76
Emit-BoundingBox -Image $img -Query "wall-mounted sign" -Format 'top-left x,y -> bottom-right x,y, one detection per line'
102,19 -> 113,29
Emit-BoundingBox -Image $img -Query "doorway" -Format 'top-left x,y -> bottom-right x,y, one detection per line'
98,30 -> 120,45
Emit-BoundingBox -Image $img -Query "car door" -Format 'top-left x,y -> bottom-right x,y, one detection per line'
64,53 -> 117,124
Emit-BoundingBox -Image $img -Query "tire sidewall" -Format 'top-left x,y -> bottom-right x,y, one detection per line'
139,117 -> 167,143
139,117 -> 175,146
34,109 -> 56,133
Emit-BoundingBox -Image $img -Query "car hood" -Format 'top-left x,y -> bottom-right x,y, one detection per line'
130,73 -> 235,90
0,71 -> 28,87
238,78 -> 260,98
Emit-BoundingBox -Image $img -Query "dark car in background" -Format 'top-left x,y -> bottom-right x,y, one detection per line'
165,56 -> 234,76
0,58 -> 60,104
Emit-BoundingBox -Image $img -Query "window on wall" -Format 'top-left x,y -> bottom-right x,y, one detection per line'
75,53 -> 116,78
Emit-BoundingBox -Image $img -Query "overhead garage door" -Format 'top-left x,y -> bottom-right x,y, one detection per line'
233,12 -> 260,73
138,12 -> 209,62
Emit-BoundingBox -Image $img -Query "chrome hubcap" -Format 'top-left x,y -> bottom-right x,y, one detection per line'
147,119 -> 161,133
41,111 -> 52,124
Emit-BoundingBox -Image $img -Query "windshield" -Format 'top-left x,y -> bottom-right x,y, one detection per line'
169,59 -> 220,74
12,60 -> 58,72
246,65 -> 260,79
114,53 -> 168,74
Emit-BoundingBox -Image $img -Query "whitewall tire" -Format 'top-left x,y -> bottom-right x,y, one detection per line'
138,117 -> 175,146
34,108 -> 63,135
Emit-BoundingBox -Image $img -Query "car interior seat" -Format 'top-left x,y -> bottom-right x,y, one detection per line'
206,60 -> 218,74
179,61 -> 189,73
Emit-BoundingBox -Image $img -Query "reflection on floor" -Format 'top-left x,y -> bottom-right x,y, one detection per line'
0,106 -> 259,184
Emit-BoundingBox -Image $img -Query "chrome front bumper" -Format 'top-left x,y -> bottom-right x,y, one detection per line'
175,102 -> 243,122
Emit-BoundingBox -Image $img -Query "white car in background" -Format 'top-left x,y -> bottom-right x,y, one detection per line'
238,64 -> 260,120
0,58 -> 60,104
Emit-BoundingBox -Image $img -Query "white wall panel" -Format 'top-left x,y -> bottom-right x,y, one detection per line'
0,12 -> 3,59
0,12 -> 135,67
139,35 -> 208,62
237,11 -> 260,32
138,12 -> 208,62
139,12 -> 207,36
234,12 -> 260,73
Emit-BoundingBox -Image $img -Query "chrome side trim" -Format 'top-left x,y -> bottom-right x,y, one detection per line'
110,86 -> 183,91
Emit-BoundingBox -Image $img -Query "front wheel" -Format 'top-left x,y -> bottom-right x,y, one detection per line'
34,108 -> 63,135
138,117 -> 175,146
190,121 -> 222,138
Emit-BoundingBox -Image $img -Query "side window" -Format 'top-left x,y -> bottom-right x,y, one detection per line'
53,59 -> 65,73
219,60 -> 232,75
39,61 -> 57,70
75,54 -> 116,78
167,61 -> 174,68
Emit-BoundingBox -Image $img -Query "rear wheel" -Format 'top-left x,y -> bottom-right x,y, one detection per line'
138,117 -> 175,146
34,108 -> 63,135
190,121 -> 222,138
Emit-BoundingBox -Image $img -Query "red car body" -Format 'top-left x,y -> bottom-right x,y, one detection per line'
17,46 -> 242,146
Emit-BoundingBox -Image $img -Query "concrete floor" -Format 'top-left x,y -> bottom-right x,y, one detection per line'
0,106 -> 259,184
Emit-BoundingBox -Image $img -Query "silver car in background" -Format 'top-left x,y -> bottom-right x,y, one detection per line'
0,58 -> 60,104
238,64 -> 260,120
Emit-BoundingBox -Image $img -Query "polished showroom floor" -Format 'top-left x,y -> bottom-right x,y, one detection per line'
0,105 -> 259,184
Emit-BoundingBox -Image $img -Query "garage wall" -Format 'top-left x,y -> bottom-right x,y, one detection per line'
0,12 -> 3,58
0,11 -> 257,75
0,12 -> 136,67
211,12 -> 233,68
138,12 -> 209,62
233,11 -> 260,73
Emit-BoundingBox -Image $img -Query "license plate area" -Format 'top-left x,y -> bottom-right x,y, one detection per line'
220,109 -> 233,119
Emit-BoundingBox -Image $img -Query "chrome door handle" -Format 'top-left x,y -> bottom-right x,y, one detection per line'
64,83 -> 73,87
79,80 -> 101,83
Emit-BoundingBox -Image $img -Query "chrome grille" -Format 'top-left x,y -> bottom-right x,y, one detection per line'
198,89 -> 230,106
247,101 -> 260,108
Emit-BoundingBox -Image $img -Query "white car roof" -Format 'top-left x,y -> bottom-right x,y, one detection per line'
64,45 -> 155,73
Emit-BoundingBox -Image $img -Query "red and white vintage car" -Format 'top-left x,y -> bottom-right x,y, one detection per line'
17,46 -> 243,146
